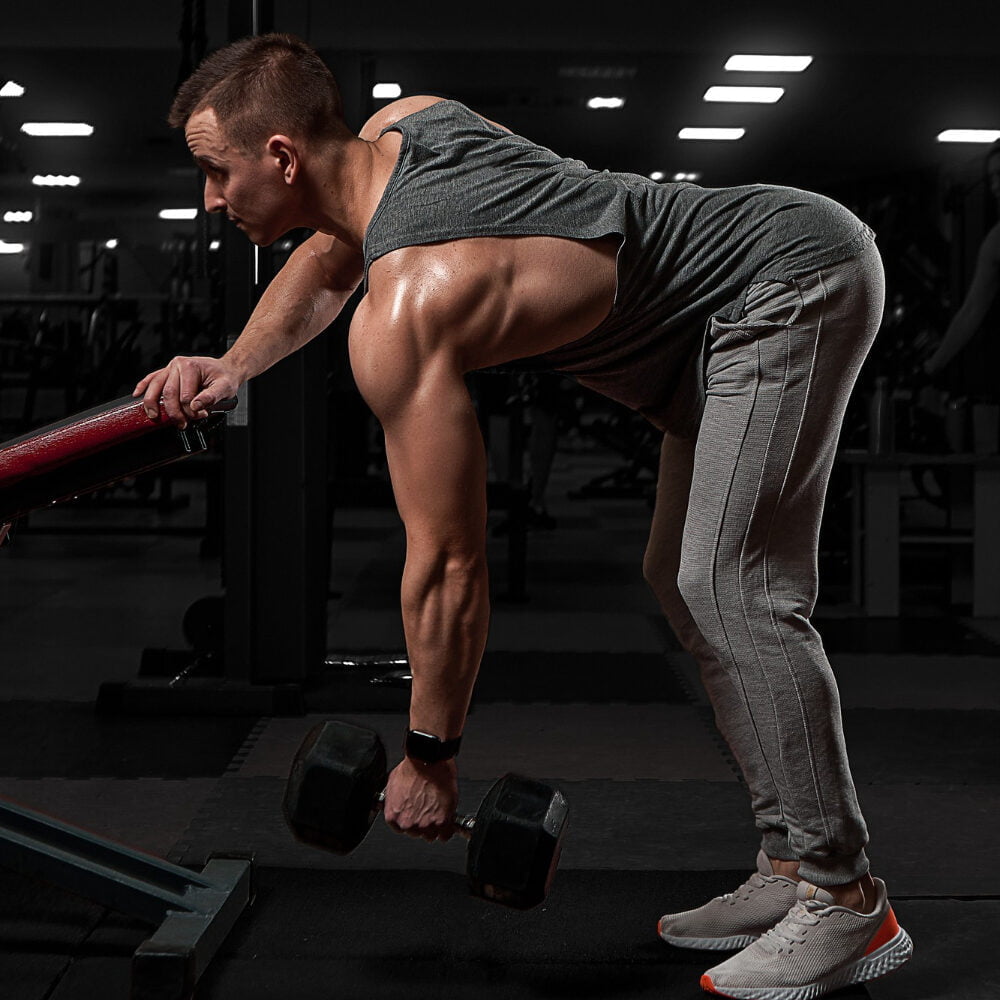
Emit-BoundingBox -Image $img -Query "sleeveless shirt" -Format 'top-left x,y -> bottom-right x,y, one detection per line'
363,100 -> 874,433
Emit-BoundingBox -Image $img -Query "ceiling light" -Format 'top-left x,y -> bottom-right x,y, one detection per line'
209,240 -> 221,251
372,83 -> 402,99
0,241 -> 25,254
704,86 -> 784,103
673,172 -> 702,182
724,55 -> 812,73
21,122 -> 95,137
679,127 -> 745,141
3,211 -> 33,223
104,239 -> 118,250
587,97 -> 626,110
32,175 -> 81,187
937,129 -> 1000,144
649,170 -> 666,181
159,209 -> 198,220
1,81 -> 25,98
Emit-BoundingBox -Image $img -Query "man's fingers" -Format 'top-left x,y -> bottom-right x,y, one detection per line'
141,371 -> 169,420
178,360 -> 207,420
190,388 -> 218,416
160,372 -> 188,427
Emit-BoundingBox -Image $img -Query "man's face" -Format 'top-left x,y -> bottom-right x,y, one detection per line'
185,107 -> 292,246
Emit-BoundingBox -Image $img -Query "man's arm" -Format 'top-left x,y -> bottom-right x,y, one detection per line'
135,230 -> 363,424
349,295 -> 490,839
926,223 -> 1000,375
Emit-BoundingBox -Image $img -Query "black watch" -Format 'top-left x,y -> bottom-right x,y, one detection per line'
404,729 -> 462,764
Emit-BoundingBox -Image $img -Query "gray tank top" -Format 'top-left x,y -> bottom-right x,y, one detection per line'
364,100 -> 873,433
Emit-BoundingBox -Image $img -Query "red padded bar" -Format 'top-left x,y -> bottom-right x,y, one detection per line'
0,397 -> 172,489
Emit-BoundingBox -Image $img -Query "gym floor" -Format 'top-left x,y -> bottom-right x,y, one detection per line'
0,441 -> 997,999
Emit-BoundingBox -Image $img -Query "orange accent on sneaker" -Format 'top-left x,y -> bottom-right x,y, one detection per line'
700,973 -> 731,996
865,907 -> 901,955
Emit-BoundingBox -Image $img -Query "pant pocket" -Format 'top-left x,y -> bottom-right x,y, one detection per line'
708,280 -> 803,349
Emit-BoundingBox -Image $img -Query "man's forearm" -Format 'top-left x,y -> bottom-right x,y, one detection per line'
401,555 -> 491,741
927,306 -> 980,375
223,238 -> 360,383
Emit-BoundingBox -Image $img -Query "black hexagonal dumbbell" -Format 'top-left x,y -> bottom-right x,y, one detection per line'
283,720 -> 569,910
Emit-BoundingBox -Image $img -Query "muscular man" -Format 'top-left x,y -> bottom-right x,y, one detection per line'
135,34 -> 912,998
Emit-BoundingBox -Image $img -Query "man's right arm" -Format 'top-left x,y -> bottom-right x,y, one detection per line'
135,231 -> 363,424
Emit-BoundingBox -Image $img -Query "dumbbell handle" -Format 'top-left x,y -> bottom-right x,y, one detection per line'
375,790 -> 476,838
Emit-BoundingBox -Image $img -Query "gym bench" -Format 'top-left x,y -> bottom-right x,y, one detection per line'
0,395 -> 250,999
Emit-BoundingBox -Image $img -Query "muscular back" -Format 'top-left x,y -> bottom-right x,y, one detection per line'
354,95 -> 620,372
358,232 -> 620,372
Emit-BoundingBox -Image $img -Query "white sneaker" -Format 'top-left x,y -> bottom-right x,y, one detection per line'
700,877 -> 913,999
658,851 -> 800,951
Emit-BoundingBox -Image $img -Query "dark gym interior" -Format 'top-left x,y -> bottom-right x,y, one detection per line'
1,2 -> 999,998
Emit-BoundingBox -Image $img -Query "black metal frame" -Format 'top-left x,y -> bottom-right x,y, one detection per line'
0,798 -> 252,1000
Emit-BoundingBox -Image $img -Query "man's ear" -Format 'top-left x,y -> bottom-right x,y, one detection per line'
267,134 -> 298,183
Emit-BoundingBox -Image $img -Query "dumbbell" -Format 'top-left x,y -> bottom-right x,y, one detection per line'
283,720 -> 569,909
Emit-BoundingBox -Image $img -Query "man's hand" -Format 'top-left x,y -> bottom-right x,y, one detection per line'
133,355 -> 243,427
383,756 -> 459,842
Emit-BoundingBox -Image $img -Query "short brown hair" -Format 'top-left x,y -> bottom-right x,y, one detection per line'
168,33 -> 349,150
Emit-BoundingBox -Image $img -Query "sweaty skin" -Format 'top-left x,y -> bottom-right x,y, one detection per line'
136,96 -> 618,841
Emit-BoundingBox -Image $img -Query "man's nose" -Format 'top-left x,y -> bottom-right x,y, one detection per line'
203,178 -> 226,214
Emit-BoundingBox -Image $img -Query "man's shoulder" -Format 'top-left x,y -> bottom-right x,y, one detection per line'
358,96 -> 450,141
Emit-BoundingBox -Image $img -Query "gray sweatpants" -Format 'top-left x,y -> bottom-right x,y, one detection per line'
643,242 -> 885,886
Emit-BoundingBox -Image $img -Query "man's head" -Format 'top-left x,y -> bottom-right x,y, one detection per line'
169,33 -> 348,153
170,34 -> 351,245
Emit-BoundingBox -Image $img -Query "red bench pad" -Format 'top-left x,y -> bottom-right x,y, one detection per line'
0,396 -> 232,525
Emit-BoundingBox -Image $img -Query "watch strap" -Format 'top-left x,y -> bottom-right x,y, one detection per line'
404,729 -> 462,764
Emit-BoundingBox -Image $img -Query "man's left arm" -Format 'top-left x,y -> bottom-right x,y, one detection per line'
350,303 -> 491,841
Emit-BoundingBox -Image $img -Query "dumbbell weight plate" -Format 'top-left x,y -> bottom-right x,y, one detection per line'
284,721 -> 388,853
466,773 -> 569,909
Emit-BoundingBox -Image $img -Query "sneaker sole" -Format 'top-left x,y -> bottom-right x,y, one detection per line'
700,925 -> 914,999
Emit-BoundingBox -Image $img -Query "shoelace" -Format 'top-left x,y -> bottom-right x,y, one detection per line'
719,871 -> 771,903
756,900 -> 826,953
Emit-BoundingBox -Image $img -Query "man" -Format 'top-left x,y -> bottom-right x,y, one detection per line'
924,142 -> 1000,377
135,33 -> 912,999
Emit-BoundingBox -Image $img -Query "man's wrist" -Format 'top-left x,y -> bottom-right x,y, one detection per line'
404,729 -> 463,764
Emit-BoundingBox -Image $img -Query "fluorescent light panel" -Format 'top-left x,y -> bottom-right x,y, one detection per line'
679,127 -> 745,140
159,208 -> 198,220
704,85 -> 783,103
1,81 -> 25,98
0,241 -> 25,254
3,211 -> 33,223
372,83 -> 402,99
725,55 -> 812,73
32,175 -> 80,187
937,129 -> 1000,144
21,122 -> 94,137
587,97 -> 626,110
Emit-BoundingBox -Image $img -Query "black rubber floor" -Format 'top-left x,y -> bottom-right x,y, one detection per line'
0,867 -> 992,1000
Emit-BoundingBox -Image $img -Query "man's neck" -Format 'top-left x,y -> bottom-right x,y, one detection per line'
299,135 -> 398,250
